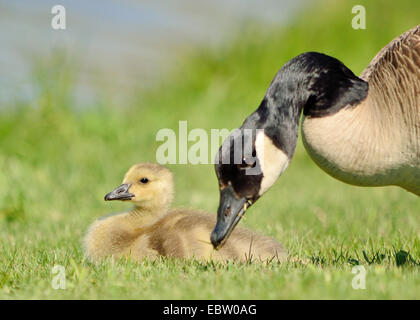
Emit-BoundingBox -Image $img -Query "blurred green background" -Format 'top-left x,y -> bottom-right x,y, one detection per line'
0,0 -> 419,299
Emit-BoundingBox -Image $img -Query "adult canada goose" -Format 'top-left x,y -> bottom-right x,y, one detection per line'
84,163 -> 286,263
211,25 -> 420,248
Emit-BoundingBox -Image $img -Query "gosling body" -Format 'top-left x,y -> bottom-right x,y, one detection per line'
84,163 -> 286,263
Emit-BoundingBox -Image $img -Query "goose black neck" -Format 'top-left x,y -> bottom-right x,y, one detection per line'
243,52 -> 368,158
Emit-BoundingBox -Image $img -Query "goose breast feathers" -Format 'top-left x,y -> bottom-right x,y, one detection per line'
301,25 -> 420,194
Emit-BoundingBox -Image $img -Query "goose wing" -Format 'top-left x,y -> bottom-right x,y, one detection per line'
361,26 -> 420,168
361,25 -> 420,115
360,25 -> 420,118
360,25 -> 420,84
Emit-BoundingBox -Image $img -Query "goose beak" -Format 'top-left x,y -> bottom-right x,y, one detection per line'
211,185 -> 249,249
104,184 -> 135,201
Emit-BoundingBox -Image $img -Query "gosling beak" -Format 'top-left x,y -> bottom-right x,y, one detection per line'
104,184 -> 134,201
211,185 -> 250,249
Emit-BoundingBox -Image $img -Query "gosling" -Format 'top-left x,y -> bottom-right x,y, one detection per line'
84,163 -> 287,263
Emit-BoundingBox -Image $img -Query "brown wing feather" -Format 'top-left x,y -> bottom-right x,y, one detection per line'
360,25 -> 420,82
361,25 -> 420,175
361,26 -> 420,118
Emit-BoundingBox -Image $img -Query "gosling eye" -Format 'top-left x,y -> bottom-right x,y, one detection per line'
139,177 -> 149,184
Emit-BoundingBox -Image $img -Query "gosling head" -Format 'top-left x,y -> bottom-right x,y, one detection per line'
104,163 -> 174,211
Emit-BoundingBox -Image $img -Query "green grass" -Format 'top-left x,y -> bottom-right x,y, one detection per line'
0,0 -> 419,299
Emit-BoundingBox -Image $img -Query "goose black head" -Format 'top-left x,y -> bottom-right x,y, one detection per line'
211,127 -> 290,249
211,52 -> 368,249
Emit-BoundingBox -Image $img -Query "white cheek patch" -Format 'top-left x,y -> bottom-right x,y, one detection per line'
255,131 -> 290,195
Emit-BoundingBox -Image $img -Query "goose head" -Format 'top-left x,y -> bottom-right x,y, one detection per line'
105,163 -> 174,211
211,52 -> 369,248
211,128 -> 291,248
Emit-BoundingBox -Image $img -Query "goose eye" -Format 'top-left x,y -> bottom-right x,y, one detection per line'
139,178 -> 149,184
237,158 -> 256,169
